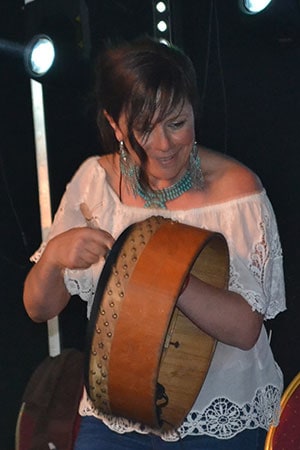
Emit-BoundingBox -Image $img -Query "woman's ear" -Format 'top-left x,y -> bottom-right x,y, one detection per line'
103,110 -> 123,142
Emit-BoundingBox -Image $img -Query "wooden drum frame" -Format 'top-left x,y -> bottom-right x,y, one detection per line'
85,216 -> 229,431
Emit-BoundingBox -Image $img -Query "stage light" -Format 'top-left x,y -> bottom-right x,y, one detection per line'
0,34 -> 55,78
24,35 -> 55,77
153,0 -> 172,44
240,0 -> 273,14
238,0 -> 300,44
157,20 -> 168,33
156,2 -> 167,13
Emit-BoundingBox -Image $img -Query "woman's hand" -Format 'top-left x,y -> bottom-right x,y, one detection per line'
46,227 -> 115,270
23,227 -> 115,322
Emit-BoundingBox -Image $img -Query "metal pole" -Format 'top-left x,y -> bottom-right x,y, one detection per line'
30,78 -> 61,357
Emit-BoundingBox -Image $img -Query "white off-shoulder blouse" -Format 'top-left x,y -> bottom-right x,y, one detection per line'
32,156 -> 286,441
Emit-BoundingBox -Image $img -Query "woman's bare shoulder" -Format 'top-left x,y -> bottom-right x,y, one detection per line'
200,147 -> 262,201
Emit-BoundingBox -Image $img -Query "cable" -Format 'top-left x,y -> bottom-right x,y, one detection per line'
0,151 -> 30,262
199,0 -> 229,154
212,0 -> 229,153
199,0 -> 214,118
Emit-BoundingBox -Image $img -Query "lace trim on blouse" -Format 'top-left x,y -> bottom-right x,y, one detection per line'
229,211 -> 284,319
79,384 -> 281,441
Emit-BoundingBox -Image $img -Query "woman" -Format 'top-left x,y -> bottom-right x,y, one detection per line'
23,37 -> 286,449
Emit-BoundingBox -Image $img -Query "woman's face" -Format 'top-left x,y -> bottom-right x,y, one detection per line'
112,100 -> 195,189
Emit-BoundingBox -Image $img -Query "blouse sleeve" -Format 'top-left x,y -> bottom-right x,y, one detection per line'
30,156 -> 104,304
226,191 -> 286,320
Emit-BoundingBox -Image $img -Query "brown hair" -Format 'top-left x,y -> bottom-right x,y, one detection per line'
94,36 -> 199,148
93,36 -> 200,188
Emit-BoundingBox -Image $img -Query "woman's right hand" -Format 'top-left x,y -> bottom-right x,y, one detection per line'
23,227 -> 115,322
45,227 -> 115,270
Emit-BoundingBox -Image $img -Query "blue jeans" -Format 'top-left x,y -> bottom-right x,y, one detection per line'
74,416 -> 267,450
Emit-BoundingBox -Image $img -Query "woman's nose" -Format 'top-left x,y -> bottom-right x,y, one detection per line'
150,124 -> 170,151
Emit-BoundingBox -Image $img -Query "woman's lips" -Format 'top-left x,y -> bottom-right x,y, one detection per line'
157,153 -> 177,165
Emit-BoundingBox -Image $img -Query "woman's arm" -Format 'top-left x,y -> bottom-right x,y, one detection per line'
23,227 -> 115,322
177,275 -> 264,351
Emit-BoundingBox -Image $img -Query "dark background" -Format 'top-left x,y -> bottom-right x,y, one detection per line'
1,0 -> 299,448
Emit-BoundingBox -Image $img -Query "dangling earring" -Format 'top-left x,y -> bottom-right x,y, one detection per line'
119,140 -> 139,195
189,142 -> 205,190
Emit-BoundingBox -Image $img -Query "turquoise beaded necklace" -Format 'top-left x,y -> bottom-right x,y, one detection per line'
136,169 -> 193,209
119,141 -> 204,209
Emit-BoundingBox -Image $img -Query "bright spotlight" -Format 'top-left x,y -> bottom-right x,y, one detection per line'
240,0 -> 273,14
0,34 -> 55,78
153,0 -> 172,42
157,20 -> 168,33
156,2 -> 166,13
24,35 -> 55,77
159,38 -> 171,46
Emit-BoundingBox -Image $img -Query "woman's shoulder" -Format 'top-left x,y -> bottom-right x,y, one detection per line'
200,147 -> 262,202
73,155 -> 113,182
74,155 -> 103,176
